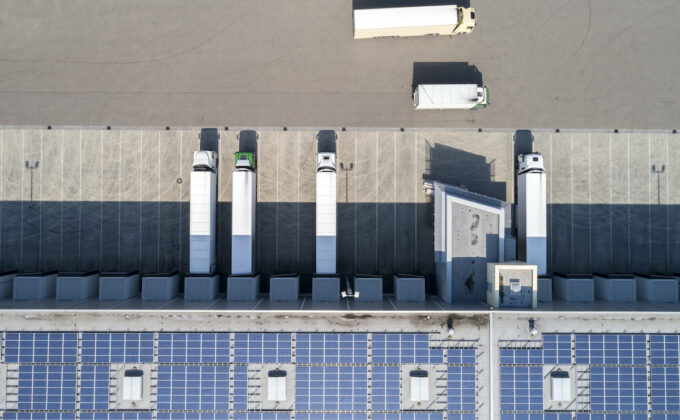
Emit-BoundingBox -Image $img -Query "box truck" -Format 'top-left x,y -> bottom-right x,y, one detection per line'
316,153 -> 337,274
413,84 -> 488,110
231,152 -> 257,275
517,153 -> 547,275
353,4 -> 476,39
189,151 -> 217,274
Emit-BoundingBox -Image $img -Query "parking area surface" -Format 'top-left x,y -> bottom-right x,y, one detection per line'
533,132 -> 680,274
1,128 -> 678,290
0,0 -> 678,129
0,128 -> 512,293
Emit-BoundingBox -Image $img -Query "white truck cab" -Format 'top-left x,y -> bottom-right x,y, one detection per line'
517,153 -> 545,174
317,152 -> 336,172
192,151 -> 217,171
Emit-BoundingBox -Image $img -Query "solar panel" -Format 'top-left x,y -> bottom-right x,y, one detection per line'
650,415 -> 680,420
232,365 -> 249,411
500,415 -> 573,420
499,365 -> 543,412
81,333 -> 154,364
589,366 -> 647,412
541,334 -> 571,365
446,415 -> 477,420
17,365 -> 77,411
500,333 -> 680,418
372,334 -> 443,364
79,365 -> 110,410
650,366 -> 680,412
4,330 -> 480,419
232,413 -> 291,420
5,332 -> 78,364
499,348 -> 544,365
1,414 -> 77,420
650,335 -> 680,365
295,333 -> 367,365
371,413 -> 445,420
233,333 -> 292,364
156,414 -> 230,420
575,334 -> 646,365
294,414 -> 365,420
575,415 -> 647,420
80,413 -> 153,420
294,365 -> 367,411
447,365 -> 476,412
156,365 -> 229,411
447,348 -> 476,365
157,333 -> 229,364
371,365 -> 400,411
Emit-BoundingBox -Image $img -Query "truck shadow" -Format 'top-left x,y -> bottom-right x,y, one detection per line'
412,62 -> 483,91
238,130 -> 258,153
199,128 -> 219,152
316,130 -> 337,153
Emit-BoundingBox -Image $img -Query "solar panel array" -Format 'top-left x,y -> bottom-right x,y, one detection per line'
500,333 -> 680,420
0,331 -> 477,419
81,333 -> 154,364
156,365 -> 230,411
17,365 -> 77,411
79,365 -> 110,410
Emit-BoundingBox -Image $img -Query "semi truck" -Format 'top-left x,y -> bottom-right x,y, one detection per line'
189,151 -> 218,274
353,4 -> 476,39
316,153 -> 337,274
231,152 -> 257,275
414,84 -> 488,110
517,153 -> 547,275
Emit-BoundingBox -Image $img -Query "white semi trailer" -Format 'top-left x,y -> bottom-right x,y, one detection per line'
517,153 -> 547,275
231,152 -> 257,275
353,5 -> 476,39
189,151 -> 217,274
316,153 -> 337,274
414,84 -> 488,110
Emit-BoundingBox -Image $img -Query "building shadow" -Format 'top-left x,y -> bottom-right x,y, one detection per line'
2,200 -> 679,298
425,142 -> 507,201
412,62 -> 482,91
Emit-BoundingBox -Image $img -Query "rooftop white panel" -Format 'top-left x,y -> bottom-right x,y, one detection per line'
415,84 -> 481,109
550,373 -> 571,401
409,375 -> 429,402
267,376 -> 286,401
123,375 -> 143,401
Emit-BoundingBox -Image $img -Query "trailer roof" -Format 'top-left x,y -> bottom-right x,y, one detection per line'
416,84 -> 480,107
353,5 -> 459,30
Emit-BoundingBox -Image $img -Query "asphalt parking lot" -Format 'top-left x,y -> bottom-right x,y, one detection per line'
1,128 -> 678,290
0,0 -> 678,129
